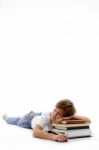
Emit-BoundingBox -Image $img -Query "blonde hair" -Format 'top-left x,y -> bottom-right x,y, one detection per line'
56,99 -> 76,116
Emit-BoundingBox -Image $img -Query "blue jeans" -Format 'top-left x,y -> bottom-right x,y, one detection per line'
4,111 -> 41,129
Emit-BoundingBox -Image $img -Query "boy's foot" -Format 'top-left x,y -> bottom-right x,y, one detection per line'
2,114 -> 8,120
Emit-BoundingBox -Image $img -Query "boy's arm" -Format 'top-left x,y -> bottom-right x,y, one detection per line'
53,116 -> 74,123
33,124 -> 68,142
71,115 -> 91,123
33,124 -> 56,140
53,115 -> 91,124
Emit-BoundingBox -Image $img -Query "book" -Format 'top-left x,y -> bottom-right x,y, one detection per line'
60,119 -> 86,124
52,123 -> 90,128
50,128 -> 91,139
50,123 -> 92,139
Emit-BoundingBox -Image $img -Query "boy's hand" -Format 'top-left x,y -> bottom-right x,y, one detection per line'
53,134 -> 68,142
54,118 -> 64,124
54,116 -> 74,124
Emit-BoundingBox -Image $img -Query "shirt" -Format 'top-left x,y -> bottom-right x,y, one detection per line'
31,112 -> 52,131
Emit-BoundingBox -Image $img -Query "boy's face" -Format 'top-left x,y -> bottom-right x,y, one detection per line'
51,108 -> 64,122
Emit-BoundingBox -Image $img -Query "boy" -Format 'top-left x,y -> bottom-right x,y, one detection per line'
3,99 -> 91,142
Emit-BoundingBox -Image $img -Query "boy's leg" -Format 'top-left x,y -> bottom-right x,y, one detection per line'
3,111 -> 41,129
17,111 -> 41,129
3,114 -> 20,125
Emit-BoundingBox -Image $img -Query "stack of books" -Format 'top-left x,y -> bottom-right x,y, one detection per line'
49,119 -> 92,139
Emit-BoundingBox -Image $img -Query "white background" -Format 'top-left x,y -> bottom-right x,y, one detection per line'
0,0 -> 99,149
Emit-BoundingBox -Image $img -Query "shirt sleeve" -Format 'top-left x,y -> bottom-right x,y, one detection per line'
36,113 -> 49,129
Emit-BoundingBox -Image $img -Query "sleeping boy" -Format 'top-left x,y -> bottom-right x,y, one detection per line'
3,99 -> 91,142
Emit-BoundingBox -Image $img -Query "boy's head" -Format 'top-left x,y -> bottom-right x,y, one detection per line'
51,99 -> 76,122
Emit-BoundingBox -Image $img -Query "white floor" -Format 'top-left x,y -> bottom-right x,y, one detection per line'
0,117 -> 99,150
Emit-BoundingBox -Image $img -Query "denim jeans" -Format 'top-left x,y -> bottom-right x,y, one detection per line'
4,111 -> 41,129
